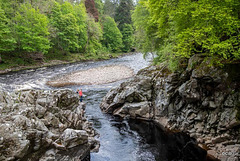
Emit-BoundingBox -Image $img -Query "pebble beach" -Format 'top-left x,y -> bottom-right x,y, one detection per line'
46,65 -> 134,87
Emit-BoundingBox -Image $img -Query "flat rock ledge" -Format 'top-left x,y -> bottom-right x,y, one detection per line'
0,89 -> 99,161
46,65 -> 134,87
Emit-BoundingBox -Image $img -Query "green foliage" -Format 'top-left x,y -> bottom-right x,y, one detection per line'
14,3 -> 50,53
0,0 -> 136,68
103,0 -> 116,18
94,0 -> 104,16
0,0 -> 21,19
102,16 -> 123,52
0,5 -> 16,53
132,0 -> 158,55
115,0 -> 134,31
121,23 -> 134,52
86,15 -> 103,54
172,0 -> 240,60
133,0 -> 240,70
50,1 -> 79,52
73,3 -> 88,52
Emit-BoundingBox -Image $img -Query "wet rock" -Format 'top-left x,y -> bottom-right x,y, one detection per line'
56,128 -> 88,149
15,140 -> 30,159
186,54 -> 204,72
39,149 -> 55,161
114,101 -> 152,119
219,109 -> 240,129
178,79 -> 201,102
224,92 -> 240,108
212,134 -> 230,144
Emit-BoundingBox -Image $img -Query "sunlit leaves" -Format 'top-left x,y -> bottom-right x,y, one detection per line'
15,3 -> 50,53
102,16 -> 122,52
0,5 -> 16,53
133,0 -> 240,69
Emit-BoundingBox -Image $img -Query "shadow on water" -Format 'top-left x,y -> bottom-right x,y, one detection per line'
113,119 -> 207,161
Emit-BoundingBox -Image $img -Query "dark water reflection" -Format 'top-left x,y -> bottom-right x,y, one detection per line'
127,120 -> 207,161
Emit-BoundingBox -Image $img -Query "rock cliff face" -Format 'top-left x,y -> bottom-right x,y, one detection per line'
100,55 -> 240,161
0,89 -> 99,161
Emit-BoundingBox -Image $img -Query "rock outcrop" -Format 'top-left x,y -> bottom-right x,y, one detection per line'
0,89 -> 99,161
100,54 -> 240,161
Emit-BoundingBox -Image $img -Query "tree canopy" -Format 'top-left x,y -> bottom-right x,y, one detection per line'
85,0 -> 99,22
102,16 -> 123,52
50,2 -> 79,52
121,23 -> 134,52
115,0 -> 134,31
15,3 -> 50,53
133,0 -> 240,70
0,5 -> 15,53
0,0 -> 136,66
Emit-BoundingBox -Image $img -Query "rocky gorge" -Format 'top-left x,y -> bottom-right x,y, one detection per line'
100,54 -> 240,161
0,89 -> 99,161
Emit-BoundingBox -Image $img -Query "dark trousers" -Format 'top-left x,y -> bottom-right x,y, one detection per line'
80,96 -> 83,102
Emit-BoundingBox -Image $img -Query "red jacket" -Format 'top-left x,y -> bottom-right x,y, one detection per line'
79,90 -> 82,96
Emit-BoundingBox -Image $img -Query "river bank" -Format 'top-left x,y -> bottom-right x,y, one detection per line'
0,52 -> 136,75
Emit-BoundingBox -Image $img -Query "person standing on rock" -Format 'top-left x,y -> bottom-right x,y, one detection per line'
76,89 -> 83,102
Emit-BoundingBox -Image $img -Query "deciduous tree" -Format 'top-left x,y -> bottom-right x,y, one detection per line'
102,16 -> 122,52
133,0 -> 240,70
74,3 -> 88,52
15,3 -> 50,54
86,15 -> 103,54
85,0 -> 99,22
121,23 -> 134,52
0,5 -> 16,63
50,1 -> 79,53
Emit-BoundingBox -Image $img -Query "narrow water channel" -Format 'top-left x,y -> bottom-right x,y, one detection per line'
0,53 -> 206,161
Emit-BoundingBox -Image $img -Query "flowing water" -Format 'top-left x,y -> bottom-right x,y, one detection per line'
0,53 -> 206,161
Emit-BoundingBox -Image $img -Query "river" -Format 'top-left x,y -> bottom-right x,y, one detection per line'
0,53 -> 205,161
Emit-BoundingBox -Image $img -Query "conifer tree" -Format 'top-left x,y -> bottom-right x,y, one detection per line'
114,0 -> 133,31
103,0 -> 116,18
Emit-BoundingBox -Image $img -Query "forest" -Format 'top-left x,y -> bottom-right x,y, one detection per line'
0,0 -> 134,69
0,0 -> 240,71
